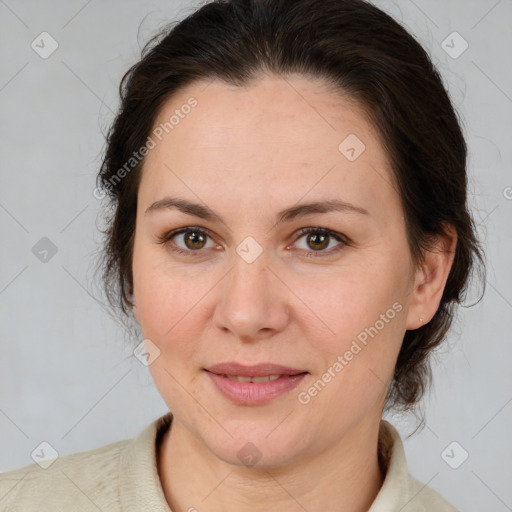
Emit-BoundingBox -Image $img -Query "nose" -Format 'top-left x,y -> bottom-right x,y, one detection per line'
212,247 -> 290,341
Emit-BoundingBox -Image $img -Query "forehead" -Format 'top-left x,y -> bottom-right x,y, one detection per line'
139,74 -> 398,221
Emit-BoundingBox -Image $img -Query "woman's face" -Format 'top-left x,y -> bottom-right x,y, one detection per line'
132,74 -> 422,467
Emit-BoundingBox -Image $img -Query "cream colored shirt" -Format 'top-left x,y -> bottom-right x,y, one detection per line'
0,413 -> 458,511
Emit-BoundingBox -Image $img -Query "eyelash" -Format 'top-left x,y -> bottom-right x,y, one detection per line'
156,226 -> 350,258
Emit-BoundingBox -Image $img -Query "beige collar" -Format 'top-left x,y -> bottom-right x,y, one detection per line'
118,413 -> 412,511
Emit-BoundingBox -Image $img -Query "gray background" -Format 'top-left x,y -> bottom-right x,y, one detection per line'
1,0 -> 511,509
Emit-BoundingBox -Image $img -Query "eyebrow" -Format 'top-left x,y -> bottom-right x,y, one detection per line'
145,196 -> 369,225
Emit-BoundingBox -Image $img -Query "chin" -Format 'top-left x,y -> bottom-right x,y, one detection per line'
215,441 -> 303,470
202,420 -> 309,469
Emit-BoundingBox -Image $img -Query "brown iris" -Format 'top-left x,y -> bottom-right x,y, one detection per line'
306,232 -> 330,251
184,230 -> 207,250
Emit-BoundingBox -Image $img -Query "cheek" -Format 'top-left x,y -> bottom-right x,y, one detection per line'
135,271 -> 198,343
134,263 -> 203,407
300,257 -> 406,346
298,272 -> 406,424
295,255 -> 407,411
132,255 -> 213,393
132,240 -> 194,337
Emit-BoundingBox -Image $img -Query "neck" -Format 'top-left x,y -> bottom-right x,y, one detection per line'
157,416 -> 385,512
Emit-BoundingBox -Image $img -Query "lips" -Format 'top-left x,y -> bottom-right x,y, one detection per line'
205,363 -> 309,406
204,362 -> 309,406
205,362 -> 307,378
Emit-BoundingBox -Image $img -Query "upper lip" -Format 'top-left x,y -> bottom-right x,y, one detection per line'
205,362 -> 308,377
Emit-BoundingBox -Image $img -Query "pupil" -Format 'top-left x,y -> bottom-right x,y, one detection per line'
187,231 -> 204,249
309,233 -> 328,250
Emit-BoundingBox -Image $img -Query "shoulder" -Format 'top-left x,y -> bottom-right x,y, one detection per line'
0,438 -> 129,511
405,473 -> 459,511
374,420 -> 460,511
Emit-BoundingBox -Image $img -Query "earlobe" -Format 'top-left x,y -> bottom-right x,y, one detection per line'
405,226 -> 457,330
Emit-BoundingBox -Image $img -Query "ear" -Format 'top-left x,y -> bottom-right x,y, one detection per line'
405,225 -> 457,330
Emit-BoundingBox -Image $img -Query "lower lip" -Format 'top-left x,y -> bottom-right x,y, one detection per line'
205,371 -> 308,406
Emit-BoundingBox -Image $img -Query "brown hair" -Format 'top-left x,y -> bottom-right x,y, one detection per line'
95,0 -> 485,421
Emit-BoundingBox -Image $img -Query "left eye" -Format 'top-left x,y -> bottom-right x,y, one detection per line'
157,226 -> 349,258
293,227 -> 348,256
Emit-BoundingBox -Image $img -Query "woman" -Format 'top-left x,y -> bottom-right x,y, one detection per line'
0,0 -> 483,510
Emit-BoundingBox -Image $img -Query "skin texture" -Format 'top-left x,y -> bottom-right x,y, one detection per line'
132,74 -> 456,512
